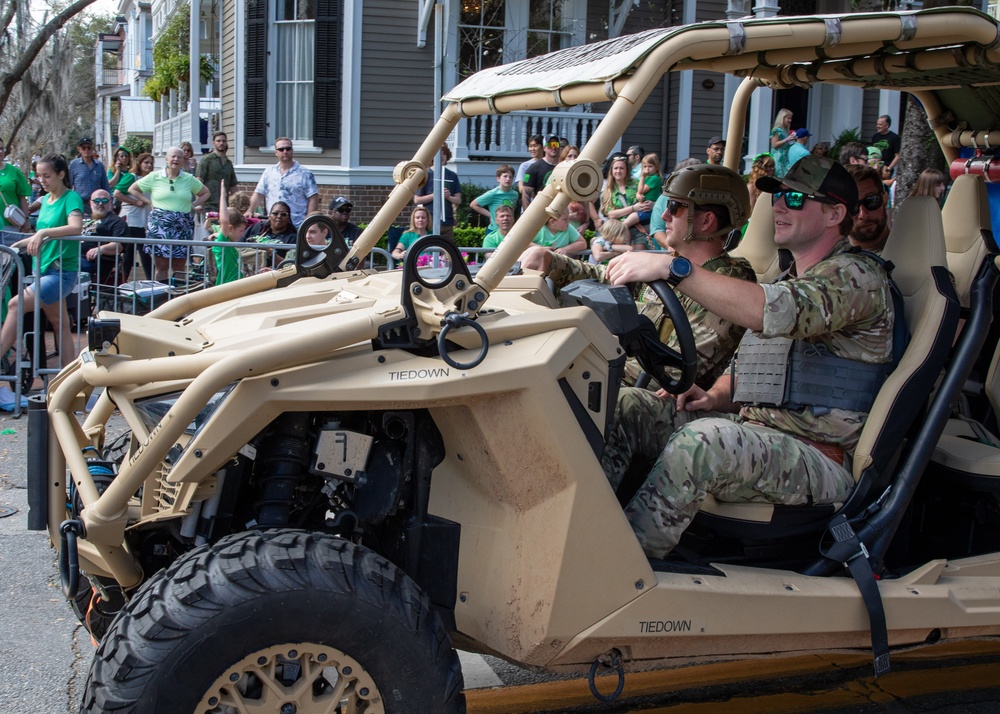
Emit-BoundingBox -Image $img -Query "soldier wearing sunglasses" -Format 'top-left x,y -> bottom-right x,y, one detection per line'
602,156 -> 895,559
521,164 -> 756,392
845,164 -> 890,253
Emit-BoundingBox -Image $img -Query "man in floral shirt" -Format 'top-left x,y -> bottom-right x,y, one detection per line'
247,138 -> 319,227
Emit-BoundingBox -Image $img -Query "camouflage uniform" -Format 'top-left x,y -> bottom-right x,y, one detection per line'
602,239 -> 894,558
546,252 -> 756,389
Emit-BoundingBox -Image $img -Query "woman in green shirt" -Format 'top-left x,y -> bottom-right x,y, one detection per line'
108,147 -> 135,196
392,205 -> 430,263
129,146 -> 210,281
0,154 -> 83,406
0,138 -> 31,233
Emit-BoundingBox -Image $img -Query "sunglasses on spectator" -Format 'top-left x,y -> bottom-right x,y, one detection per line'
270,211 -> 289,217
666,199 -> 689,216
771,190 -> 835,210
337,207 -> 352,213
169,179 -> 175,191
91,198 -> 110,204
276,146 -> 293,152
547,141 -> 560,148
859,192 -> 884,211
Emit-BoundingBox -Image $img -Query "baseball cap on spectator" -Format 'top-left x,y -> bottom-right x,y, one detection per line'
795,129 -> 812,138
755,154 -> 859,215
707,136 -> 726,146
866,146 -> 883,162
329,196 -> 353,212
77,138 -> 93,146
545,134 -> 560,145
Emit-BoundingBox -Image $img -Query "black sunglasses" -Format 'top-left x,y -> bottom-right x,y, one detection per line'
859,192 -> 884,211
337,207 -> 352,213
771,190 -> 835,210
91,197 -> 110,205
169,179 -> 175,192
270,211 -> 289,217
275,146 -> 293,152
666,199 -> 688,216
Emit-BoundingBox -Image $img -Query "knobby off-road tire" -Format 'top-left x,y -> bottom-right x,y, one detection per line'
80,529 -> 466,713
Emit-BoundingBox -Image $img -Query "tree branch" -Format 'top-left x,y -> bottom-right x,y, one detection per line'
0,0 -> 98,119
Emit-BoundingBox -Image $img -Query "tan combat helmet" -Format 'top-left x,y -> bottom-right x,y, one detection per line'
662,164 -> 750,241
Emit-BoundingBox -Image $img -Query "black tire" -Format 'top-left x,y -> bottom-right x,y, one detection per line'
80,529 -> 466,713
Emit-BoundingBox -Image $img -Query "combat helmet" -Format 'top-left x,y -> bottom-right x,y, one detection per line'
661,164 -> 750,241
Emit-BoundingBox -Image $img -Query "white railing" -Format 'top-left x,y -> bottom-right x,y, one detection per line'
460,109 -> 605,158
153,98 -> 221,155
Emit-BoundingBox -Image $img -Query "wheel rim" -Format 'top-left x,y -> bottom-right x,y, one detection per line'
198,643 -> 384,714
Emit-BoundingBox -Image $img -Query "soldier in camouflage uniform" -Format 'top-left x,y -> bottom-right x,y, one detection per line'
520,164 -> 757,390
603,155 -> 894,559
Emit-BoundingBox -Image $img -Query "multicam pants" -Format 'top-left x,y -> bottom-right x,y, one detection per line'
601,388 -> 856,559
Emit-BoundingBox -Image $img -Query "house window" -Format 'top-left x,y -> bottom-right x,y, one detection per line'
459,0 -> 506,79
458,0 -> 579,80
269,0 -> 315,142
245,0 -> 340,149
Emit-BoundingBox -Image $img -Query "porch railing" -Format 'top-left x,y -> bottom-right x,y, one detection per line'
460,109 -> 606,158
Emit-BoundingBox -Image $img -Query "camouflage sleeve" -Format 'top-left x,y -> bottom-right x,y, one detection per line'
760,254 -> 890,340
547,253 -> 608,289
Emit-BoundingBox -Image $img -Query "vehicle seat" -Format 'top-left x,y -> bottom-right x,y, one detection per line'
931,173 -> 1000,485
694,196 -> 960,538
731,198 -> 781,283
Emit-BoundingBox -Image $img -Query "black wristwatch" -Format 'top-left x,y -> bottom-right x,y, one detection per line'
666,256 -> 693,287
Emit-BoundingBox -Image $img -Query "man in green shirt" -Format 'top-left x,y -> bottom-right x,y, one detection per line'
196,132 -> 238,212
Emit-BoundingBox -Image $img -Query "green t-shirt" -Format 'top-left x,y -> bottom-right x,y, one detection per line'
476,187 -> 519,233
482,229 -> 506,250
136,171 -> 204,212
37,190 -> 84,273
109,169 -> 136,194
397,231 -> 427,251
210,224 -> 242,285
639,174 -> 662,199
533,224 -> 580,249
0,162 -> 31,228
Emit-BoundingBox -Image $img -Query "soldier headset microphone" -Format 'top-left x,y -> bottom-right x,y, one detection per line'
660,164 -> 751,243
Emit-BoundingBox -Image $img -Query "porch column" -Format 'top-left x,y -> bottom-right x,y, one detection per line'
189,0 -> 201,153
747,0 -> 780,169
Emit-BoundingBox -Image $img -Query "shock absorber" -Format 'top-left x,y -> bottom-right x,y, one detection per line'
255,413 -> 311,527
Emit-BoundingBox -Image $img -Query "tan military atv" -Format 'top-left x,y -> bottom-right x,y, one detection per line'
27,7 -> 1000,712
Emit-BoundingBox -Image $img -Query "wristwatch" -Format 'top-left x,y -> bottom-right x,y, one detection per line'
666,256 -> 693,287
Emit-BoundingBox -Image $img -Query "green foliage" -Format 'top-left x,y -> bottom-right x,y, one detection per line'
143,5 -> 216,102
831,127 -> 862,164
455,182 -> 489,228
121,135 -> 152,156
453,225 -> 487,248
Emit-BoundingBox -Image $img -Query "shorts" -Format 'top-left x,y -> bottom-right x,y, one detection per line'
145,208 -> 194,259
34,267 -> 78,306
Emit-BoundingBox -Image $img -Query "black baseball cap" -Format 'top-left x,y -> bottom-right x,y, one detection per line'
77,138 -> 93,147
328,196 -> 353,212
756,155 -> 859,214
707,136 -> 726,147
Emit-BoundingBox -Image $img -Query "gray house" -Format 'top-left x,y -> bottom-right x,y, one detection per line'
218,0 -> 907,222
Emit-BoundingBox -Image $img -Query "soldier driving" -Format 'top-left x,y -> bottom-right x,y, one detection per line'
520,164 -> 756,390
602,155 -> 895,559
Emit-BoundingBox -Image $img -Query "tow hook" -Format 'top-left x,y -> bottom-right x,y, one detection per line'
58,519 -> 85,598
588,648 -> 625,702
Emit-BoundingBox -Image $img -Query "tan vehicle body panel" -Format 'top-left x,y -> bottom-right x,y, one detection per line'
44,7 -> 1000,674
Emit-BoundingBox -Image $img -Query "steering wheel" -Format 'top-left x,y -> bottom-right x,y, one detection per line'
635,279 -> 698,395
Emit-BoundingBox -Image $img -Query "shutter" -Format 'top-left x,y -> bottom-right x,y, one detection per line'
313,0 -> 342,148
245,0 -> 267,147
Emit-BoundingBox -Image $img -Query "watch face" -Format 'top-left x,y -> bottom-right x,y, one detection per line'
672,256 -> 692,278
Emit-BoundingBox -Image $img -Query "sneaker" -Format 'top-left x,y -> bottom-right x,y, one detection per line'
0,385 -> 28,412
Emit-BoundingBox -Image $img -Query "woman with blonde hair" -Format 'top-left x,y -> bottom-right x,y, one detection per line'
598,155 -> 653,249
769,108 -> 794,177
392,205 -> 431,262
559,145 -> 580,163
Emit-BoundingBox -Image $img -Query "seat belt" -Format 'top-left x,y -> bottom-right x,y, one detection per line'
820,514 -> 891,677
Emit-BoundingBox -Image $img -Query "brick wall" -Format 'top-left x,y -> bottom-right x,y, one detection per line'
232,183 -> 408,226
